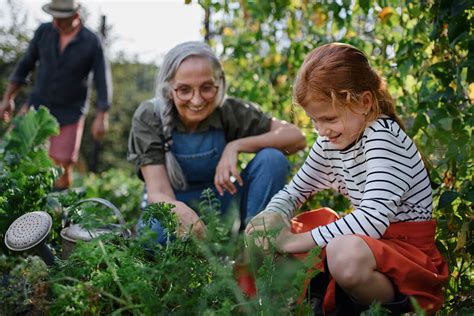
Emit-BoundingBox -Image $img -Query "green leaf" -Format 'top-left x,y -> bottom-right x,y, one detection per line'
411,112 -> 429,135
3,106 -> 59,165
465,188 -> 474,203
359,0 -> 371,13
438,191 -> 458,209
438,117 -> 453,131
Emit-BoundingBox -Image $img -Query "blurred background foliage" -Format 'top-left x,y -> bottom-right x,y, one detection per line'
0,0 -> 472,312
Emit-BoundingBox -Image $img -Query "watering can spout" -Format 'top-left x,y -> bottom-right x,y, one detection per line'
4,211 -> 55,266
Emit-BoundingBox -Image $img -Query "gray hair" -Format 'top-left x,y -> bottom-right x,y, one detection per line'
154,41 -> 226,190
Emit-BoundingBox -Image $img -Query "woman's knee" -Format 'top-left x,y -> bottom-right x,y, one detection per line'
252,148 -> 289,175
326,235 -> 375,287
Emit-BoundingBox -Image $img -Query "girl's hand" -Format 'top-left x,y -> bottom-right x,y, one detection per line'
274,229 -> 316,253
245,210 -> 289,235
245,211 -> 290,250
214,141 -> 243,196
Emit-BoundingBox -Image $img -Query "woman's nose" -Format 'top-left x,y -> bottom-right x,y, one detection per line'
190,89 -> 204,105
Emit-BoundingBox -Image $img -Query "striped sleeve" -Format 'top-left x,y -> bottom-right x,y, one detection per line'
264,138 -> 332,220
310,124 -> 422,247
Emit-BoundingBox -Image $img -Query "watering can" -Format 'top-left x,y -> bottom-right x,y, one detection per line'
4,197 -> 131,265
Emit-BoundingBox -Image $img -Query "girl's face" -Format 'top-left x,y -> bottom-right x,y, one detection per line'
171,56 -> 218,131
304,95 -> 369,149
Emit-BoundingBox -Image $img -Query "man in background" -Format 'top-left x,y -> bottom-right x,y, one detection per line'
0,0 -> 112,189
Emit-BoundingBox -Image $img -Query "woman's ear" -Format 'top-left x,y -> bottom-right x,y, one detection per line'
167,86 -> 174,100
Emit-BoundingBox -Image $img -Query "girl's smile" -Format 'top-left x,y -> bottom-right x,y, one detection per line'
328,133 -> 342,143
305,97 -> 368,149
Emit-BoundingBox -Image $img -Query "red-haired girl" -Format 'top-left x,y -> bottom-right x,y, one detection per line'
246,43 -> 448,315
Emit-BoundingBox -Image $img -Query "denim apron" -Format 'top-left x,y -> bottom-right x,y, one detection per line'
171,128 -> 229,211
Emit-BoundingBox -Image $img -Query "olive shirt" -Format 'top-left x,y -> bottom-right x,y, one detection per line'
127,97 -> 272,180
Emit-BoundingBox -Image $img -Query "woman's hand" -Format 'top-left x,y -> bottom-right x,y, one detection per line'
141,165 -> 207,239
174,201 -> 207,239
214,140 -> 243,196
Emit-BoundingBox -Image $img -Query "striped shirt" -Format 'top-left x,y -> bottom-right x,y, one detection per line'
265,117 -> 432,247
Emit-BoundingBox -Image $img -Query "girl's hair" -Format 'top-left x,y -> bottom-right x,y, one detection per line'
293,43 -> 405,130
154,41 -> 226,190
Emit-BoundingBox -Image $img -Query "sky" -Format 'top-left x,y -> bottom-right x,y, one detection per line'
2,0 -> 204,64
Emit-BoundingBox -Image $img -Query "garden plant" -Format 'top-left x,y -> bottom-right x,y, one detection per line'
0,0 -> 472,314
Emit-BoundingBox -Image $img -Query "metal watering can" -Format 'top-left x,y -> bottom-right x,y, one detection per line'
4,197 -> 131,265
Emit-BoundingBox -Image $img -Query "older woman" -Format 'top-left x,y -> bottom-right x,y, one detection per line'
128,41 -> 305,243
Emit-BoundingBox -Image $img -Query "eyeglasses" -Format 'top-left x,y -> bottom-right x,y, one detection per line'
173,83 -> 219,102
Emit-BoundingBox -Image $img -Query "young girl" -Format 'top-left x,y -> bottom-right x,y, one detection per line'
246,43 -> 448,314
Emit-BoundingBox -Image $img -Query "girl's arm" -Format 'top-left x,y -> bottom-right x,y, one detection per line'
215,119 -> 306,195
141,164 -> 206,238
275,122 -> 431,253
274,228 -> 315,253
246,138 -> 331,236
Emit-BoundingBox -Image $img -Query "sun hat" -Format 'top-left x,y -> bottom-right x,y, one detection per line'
42,0 -> 80,18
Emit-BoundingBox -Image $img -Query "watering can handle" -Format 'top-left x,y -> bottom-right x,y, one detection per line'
73,197 -> 131,238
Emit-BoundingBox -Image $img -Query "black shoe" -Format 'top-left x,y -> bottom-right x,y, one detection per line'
309,272 -> 330,316
380,293 -> 411,315
331,288 -> 411,316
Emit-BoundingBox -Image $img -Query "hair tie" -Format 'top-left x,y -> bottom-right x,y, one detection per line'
159,135 -> 172,153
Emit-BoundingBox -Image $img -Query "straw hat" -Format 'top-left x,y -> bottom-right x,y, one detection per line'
42,0 -> 80,18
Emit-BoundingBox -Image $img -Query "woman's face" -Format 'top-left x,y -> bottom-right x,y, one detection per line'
304,96 -> 368,149
171,56 -> 218,131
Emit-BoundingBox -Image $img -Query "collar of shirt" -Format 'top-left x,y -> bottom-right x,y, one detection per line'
59,24 -> 82,51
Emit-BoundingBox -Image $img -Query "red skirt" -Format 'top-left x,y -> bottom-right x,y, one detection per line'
290,208 -> 449,314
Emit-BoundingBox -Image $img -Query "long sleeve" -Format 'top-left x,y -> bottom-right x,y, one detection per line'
264,137 -> 333,220
309,119 -> 432,247
9,25 -> 43,84
93,37 -> 112,111
265,118 -> 432,248
127,100 -> 166,180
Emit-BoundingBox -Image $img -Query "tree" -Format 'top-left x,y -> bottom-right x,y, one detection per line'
0,0 -> 31,135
